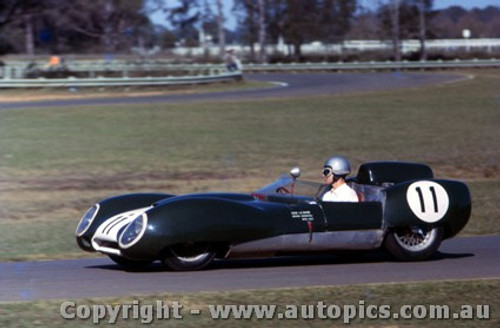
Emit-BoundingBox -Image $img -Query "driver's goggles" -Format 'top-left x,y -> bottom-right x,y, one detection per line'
322,168 -> 333,177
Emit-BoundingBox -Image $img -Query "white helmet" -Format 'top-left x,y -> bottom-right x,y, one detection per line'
323,155 -> 351,176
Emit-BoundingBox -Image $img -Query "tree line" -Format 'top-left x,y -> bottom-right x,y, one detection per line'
0,0 -> 499,61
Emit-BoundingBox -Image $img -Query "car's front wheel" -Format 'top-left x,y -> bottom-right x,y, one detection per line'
162,242 -> 216,271
383,226 -> 443,261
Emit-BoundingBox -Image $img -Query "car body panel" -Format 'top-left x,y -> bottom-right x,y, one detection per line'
383,179 -> 471,238
228,230 -> 385,258
122,195 -> 291,260
76,193 -> 173,252
322,202 -> 383,231
91,207 -> 151,255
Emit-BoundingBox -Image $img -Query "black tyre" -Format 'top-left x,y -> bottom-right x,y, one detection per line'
163,242 -> 215,271
108,255 -> 153,269
384,226 -> 443,261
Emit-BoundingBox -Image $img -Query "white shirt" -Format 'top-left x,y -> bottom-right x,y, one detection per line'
322,183 -> 359,202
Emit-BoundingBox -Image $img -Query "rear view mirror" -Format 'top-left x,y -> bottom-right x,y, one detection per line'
290,167 -> 301,179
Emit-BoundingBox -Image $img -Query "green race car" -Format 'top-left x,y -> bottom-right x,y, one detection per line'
76,162 -> 471,271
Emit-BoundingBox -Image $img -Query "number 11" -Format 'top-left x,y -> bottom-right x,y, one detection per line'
415,186 -> 439,213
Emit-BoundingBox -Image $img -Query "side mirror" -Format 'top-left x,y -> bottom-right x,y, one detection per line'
290,167 -> 301,179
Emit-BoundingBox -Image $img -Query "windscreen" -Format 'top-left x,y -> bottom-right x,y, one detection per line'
254,174 -> 325,199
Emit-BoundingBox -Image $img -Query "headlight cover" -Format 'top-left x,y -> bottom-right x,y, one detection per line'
119,213 -> 148,249
76,204 -> 100,237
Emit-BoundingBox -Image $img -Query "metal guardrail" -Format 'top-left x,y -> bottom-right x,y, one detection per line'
0,70 -> 242,88
0,58 -> 498,88
243,58 -> 500,71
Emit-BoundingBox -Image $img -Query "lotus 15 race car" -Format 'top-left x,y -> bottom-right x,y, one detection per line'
76,162 -> 471,271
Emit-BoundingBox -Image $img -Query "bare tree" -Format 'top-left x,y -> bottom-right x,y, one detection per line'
102,0 -> 115,53
215,0 -> 226,57
418,0 -> 426,60
282,0 -> 317,60
24,13 -> 34,55
0,0 -> 46,55
0,0 -> 21,28
200,0 -> 212,55
390,0 -> 401,61
57,0 -> 150,53
168,0 -> 200,46
416,0 -> 434,60
257,0 -> 267,63
233,0 -> 258,60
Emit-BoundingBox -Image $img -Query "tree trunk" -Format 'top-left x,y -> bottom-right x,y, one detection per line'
246,0 -> 256,62
418,0 -> 427,60
257,0 -> 267,63
24,13 -> 35,56
102,0 -> 115,53
293,42 -> 302,61
216,0 -> 226,58
391,0 -> 401,62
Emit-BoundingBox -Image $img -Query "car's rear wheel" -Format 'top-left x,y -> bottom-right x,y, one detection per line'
108,255 -> 153,270
162,242 -> 215,271
384,226 -> 443,261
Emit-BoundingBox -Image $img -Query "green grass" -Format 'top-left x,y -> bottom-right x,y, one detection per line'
0,71 -> 498,176
0,69 -> 499,261
1,279 -> 498,327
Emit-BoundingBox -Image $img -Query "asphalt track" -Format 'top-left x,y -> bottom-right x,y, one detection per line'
0,71 -> 468,110
1,236 -> 498,302
1,72 -> 497,302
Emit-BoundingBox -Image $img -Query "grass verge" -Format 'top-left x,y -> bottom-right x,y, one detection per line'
0,279 -> 498,327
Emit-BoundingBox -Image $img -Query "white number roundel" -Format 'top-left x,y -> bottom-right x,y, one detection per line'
406,181 -> 449,223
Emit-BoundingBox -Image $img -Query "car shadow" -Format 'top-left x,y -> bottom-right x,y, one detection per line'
432,251 -> 474,260
85,250 -> 474,273
209,250 -> 474,270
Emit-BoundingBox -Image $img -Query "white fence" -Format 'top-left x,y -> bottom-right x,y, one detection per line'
169,38 -> 500,57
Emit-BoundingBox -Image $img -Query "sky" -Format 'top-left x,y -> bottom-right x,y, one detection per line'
150,0 -> 500,30
431,0 -> 499,9
369,0 -> 500,11
359,0 -> 500,10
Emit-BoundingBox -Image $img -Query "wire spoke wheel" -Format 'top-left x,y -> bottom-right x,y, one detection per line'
384,226 -> 443,261
394,226 -> 435,251
163,242 -> 215,271
170,243 -> 212,262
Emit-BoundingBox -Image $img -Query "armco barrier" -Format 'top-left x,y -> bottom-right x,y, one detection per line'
0,70 -> 242,88
0,59 -> 498,88
243,58 -> 500,71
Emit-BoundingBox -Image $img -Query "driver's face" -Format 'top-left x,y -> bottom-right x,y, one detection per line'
323,167 -> 333,184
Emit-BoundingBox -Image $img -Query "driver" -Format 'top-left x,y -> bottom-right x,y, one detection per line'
322,155 -> 359,202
